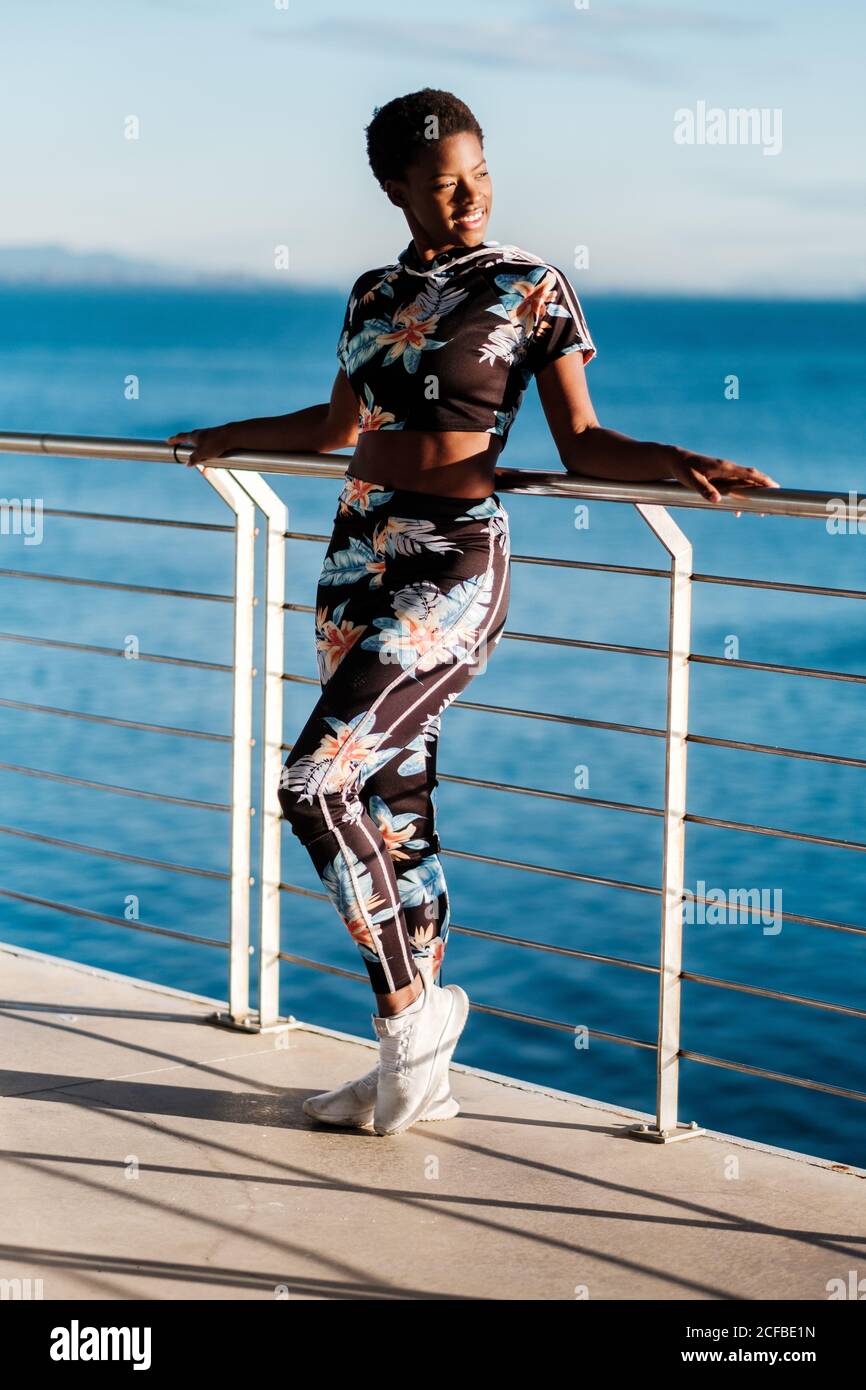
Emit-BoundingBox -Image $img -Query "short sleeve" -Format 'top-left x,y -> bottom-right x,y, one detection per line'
336,291 -> 353,373
526,264 -> 596,376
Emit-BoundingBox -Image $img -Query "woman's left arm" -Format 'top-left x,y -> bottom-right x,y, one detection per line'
530,352 -> 779,504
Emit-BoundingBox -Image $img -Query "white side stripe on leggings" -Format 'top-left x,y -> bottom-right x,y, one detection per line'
314,520 -> 510,992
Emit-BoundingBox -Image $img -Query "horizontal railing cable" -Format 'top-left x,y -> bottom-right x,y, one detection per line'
277,879 -> 659,970
687,730 -> 866,769
0,761 -> 230,811
680,1048 -> 866,1105
681,890 -> 866,939
692,571 -> 866,601
0,886 -> 228,949
0,696 -> 230,742
281,873 -> 865,951
284,615 -> 865,683
0,630 -> 233,671
280,746 -> 866,849
279,870 -> 865,945
283,601 -> 671,660
40,505 -> 233,532
683,810 -> 866,852
281,680 -> 667,737
681,969 -> 866,1019
689,652 -> 866,684
430,769 -> 664,818
284,527 -> 672,578
284,526 -> 866,598
0,567 -> 233,602
283,728 -> 866,774
0,823 -> 230,879
276,950 -> 655,1048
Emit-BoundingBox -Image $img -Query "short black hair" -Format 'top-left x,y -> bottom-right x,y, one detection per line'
365,88 -> 484,187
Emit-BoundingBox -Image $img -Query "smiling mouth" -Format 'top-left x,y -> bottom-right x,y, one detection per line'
452,207 -> 486,229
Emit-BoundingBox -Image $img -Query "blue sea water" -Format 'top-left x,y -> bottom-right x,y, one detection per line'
1,284 -> 865,1167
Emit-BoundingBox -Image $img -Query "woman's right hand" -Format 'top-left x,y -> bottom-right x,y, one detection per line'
166,423 -> 239,466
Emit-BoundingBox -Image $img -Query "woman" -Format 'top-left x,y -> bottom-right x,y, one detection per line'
168,88 -> 778,1138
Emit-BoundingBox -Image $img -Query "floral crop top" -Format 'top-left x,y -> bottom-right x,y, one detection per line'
336,239 -> 596,449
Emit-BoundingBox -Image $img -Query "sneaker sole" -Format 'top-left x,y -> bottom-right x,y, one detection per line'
373,984 -> 470,1136
301,1095 -> 458,1128
302,1088 -> 460,1128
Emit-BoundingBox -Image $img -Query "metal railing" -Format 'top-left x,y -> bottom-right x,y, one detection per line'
2,430 -> 864,1143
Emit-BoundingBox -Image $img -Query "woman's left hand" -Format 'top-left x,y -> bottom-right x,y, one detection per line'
668,448 -> 780,506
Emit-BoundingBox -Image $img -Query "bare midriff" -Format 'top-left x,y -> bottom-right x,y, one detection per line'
349,430 -> 503,498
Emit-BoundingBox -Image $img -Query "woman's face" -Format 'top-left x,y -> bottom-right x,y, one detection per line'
386,130 -> 493,255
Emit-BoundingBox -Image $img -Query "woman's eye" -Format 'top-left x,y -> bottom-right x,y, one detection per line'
434,171 -> 488,191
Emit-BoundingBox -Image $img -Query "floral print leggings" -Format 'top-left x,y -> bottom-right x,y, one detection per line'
278,471 -> 511,996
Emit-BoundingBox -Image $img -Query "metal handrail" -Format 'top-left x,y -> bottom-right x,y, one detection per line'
2,430 -> 864,1141
2,429 -> 855,518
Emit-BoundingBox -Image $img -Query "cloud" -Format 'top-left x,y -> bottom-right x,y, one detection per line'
589,2 -> 772,34
259,18 -> 657,81
257,4 -> 772,82
755,182 -> 866,213
688,170 -> 866,215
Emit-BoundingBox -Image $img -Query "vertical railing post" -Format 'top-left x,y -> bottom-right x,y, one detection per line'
228,471 -> 293,1033
631,504 -> 705,1143
199,467 -> 257,1029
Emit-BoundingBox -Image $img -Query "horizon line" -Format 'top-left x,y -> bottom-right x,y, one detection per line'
0,243 -> 863,302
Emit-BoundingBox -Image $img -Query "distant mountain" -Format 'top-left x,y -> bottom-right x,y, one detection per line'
0,244 -> 281,287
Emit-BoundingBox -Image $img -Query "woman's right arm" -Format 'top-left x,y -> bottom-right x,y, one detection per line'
167,368 -> 359,465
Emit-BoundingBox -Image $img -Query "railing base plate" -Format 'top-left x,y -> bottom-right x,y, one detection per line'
628,1121 -> 707,1144
208,1009 -> 298,1035
208,1009 -> 262,1032
254,1016 -> 299,1036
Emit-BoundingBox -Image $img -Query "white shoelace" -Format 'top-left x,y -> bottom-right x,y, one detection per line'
378,1022 -> 414,1076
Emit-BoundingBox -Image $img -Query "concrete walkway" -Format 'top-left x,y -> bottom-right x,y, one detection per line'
1,944 -> 863,1301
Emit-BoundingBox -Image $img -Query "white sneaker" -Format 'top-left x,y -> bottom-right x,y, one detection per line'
301,1064 -> 459,1128
372,957 -> 469,1136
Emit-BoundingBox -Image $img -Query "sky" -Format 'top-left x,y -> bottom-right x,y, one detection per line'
3,0 -> 865,296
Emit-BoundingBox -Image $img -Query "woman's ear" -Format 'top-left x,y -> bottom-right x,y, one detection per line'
382,178 -> 408,211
